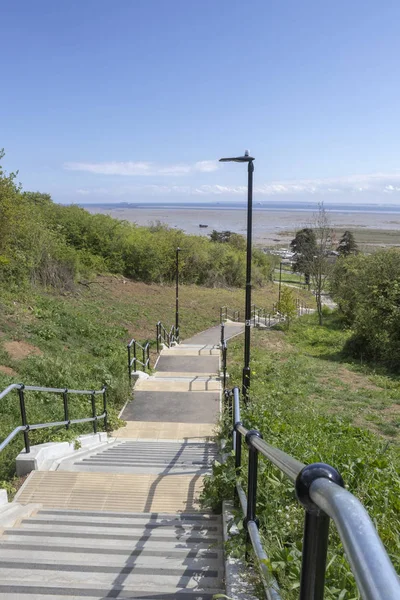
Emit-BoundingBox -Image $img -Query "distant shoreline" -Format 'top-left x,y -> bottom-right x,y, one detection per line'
85,204 -> 400,248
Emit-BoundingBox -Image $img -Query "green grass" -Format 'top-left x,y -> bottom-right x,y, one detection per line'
0,276 -> 315,490
202,311 -> 400,599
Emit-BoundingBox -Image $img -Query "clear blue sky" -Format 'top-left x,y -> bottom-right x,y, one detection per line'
1,0 -> 400,204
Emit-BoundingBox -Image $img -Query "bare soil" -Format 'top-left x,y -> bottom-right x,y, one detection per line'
0,365 -> 17,376
4,341 -> 42,361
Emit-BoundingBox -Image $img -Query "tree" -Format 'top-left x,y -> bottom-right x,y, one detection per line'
308,205 -> 336,324
290,228 -> 317,286
209,230 -> 234,243
291,205 -> 335,325
337,230 -> 358,257
277,287 -> 297,330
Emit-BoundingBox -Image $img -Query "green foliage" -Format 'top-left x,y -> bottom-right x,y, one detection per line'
202,318 -> 400,599
331,249 -> 400,368
290,228 -> 317,285
277,288 -> 297,329
337,230 -> 358,257
0,152 -> 274,289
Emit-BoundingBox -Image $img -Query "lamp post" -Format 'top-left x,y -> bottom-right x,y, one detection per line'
175,247 -> 181,342
219,151 -> 255,402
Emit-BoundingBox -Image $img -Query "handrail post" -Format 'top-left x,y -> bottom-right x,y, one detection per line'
91,392 -> 97,434
18,385 -> 30,453
102,386 -> 108,430
127,344 -> 131,382
220,322 -> 225,346
63,388 -> 70,430
147,344 -> 150,370
295,463 -> 344,600
223,343 -> 227,390
142,345 -> 145,371
244,429 -> 262,529
133,340 -> 137,372
156,322 -> 159,354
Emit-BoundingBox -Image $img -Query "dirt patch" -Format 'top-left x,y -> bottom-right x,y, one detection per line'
335,365 -> 380,391
4,341 -> 42,361
0,365 -> 17,376
254,330 -> 292,353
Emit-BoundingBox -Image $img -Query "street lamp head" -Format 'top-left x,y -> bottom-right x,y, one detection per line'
219,151 -> 255,163
177,247 -> 181,252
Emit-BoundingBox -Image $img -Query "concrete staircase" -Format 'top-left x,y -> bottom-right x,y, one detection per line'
0,508 -> 224,599
0,329 -> 230,599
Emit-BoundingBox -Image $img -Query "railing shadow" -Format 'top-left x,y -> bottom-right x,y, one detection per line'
104,437 -> 218,596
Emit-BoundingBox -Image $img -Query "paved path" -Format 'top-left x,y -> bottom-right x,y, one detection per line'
6,328 -> 225,599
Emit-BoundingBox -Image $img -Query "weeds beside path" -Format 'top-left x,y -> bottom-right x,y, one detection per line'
202,311 -> 400,599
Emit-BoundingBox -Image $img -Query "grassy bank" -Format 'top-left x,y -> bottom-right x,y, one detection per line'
202,311 -> 400,599
0,277 -> 313,490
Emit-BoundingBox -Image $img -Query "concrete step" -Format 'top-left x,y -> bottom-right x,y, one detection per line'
134,379 -> 221,392
0,546 -> 223,569
56,440 -> 218,474
0,508 -> 225,595
19,515 -> 222,534
34,508 -> 220,522
120,393 -> 220,425
156,356 -> 220,374
16,471 -> 207,513
0,580 -> 223,599
161,346 -> 219,356
0,562 -> 223,588
0,540 -> 221,559
112,421 -> 215,441
14,522 -> 219,541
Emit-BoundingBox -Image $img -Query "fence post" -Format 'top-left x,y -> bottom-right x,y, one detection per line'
18,385 -> 30,454
142,345 -> 145,371
63,388 -> 69,430
220,322 -> 225,346
133,340 -> 137,372
102,386 -> 108,430
147,344 -> 150,371
295,463 -> 344,600
156,322 -> 160,354
127,344 -> 131,382
91,392 -> 97,434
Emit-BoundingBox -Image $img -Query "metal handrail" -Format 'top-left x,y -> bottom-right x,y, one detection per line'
127,338 -> 150,380
156,321 -> 172,352
0,383 -> 107,455
228,386 -> 400,600
220,306 -> 241,323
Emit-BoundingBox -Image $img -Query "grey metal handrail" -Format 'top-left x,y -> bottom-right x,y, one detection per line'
228,386 -> 400,600
127,338 -> 150,380
0,383 -> 107,454
310,478 -> 400,600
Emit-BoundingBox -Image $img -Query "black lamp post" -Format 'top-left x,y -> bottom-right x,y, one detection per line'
219,151 -> 255,401
175,247 -> 181,342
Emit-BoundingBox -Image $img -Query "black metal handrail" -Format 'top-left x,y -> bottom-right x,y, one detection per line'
227,386 -> 400,600
156,321 -> 179,353
169,324 -> 179,344
127,338 -> 150,381
156,321 -> 170,352
220,306 -> 241,323
0,383 -> 107,455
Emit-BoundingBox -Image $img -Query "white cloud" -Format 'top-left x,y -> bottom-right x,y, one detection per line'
75,171 -> 400,199
65,159 -> 219,176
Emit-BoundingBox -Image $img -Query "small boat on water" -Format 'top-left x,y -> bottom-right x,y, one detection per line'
199,224 -> 208,228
